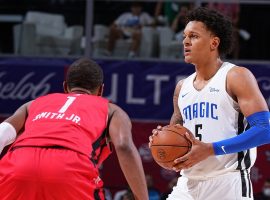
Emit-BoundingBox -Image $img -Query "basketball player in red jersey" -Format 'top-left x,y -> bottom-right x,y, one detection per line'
0,58 -> 148,200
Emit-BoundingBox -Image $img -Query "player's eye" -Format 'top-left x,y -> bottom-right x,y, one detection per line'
190,34 -> 198,39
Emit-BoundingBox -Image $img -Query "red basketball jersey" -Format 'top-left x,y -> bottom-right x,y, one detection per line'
12,93 -> 111,167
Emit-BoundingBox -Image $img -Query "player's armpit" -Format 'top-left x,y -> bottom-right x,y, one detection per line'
170,113 -> 183,125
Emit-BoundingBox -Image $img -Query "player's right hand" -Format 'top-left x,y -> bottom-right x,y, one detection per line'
148,125 -> 163,147
149,124 -> 183,147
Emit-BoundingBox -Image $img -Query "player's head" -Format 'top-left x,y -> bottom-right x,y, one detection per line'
185,6 -> 233,56
131,2 -> 143,16
64,57 -> 104,96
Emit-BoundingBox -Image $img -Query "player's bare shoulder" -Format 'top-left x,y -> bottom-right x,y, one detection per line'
108,102 -> 133,147
226,65 -> 258,99
109,102 -> 125,116
108,103 -> 131,126
227,65 -> 254,80
227,66 -> 257,87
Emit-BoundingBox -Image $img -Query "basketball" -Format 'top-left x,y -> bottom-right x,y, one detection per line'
150,124 -> 192,170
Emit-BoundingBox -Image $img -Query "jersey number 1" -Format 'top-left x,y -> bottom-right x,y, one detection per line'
59,96 -> 76,113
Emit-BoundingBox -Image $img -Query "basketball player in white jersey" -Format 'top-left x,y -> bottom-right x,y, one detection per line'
150,7 -> 270,200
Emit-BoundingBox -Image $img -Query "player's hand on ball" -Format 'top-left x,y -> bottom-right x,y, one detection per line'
148,125 -> 163,147
149,124 -> 179,147
149,124 -> 192,170
152,125 -> 163,135
172,134 -> 215,172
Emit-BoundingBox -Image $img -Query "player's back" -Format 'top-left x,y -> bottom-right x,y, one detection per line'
12,93 -> 109,158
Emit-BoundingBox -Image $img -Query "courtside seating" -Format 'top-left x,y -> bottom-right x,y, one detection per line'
92,24 -> 158,58
13,11 -> 83,56
157,26 -> 183,60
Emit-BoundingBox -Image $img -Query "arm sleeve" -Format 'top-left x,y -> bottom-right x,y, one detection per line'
213,111 -> 270,155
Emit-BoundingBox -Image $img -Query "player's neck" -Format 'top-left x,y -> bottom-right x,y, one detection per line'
70,87 -> 91,95
194,58 -> 223,81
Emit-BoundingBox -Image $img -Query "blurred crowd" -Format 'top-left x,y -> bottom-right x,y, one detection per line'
2,0 -> 270,59
92,0 -> 250,60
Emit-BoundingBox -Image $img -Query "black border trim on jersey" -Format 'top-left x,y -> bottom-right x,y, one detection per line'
90,112 -> 114,166
94,189 -> 103,200
240,169 -> 252,198
237,112 -> 252,198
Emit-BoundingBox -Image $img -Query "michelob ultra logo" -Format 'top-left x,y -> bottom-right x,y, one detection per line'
0,71 -> 55,100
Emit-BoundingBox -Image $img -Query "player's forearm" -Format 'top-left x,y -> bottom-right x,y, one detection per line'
5,116 -> 25,134
4,102 -> 29,133
115,143 -> 149,200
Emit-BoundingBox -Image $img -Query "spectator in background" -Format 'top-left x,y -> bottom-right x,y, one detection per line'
114,187 -> 134,200
171,3 -> 193,42
207,2 -> 250,59
171,5 -> 189,34
107,2 -> 154,58
104,188 -> 113,200
121,189 -> 135,200
154,2 -> 193,60
255,179 -> 270,200
154,0 -> 180,26
207,2 -> 240,26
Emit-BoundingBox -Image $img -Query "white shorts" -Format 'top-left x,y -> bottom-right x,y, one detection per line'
167,171 -> 253,200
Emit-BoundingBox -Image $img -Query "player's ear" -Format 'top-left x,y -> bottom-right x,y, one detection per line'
210,36 -> 220,51
97,84 -> 104,96
63,81 -> 68,93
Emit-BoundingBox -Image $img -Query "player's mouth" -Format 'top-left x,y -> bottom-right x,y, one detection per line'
184,49 -> 191,56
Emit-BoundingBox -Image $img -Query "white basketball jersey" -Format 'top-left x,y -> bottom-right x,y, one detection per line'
178,62 -> 256,179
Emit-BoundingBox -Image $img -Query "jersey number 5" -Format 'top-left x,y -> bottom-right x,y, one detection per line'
195,124 -> 202,141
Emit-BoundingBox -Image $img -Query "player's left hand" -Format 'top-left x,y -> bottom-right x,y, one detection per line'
172,132 -> 215,172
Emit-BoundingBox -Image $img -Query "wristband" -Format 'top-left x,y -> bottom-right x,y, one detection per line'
0,122 -> 17,153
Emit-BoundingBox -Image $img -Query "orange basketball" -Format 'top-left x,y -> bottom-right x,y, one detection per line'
150,124 -> 192,170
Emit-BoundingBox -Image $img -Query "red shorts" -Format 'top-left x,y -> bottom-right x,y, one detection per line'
0,147 -> 105,200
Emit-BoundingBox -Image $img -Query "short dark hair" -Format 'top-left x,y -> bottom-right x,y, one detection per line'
66,57 -> 103,92
131,2 -> 142,7
186,7 -> 233,55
